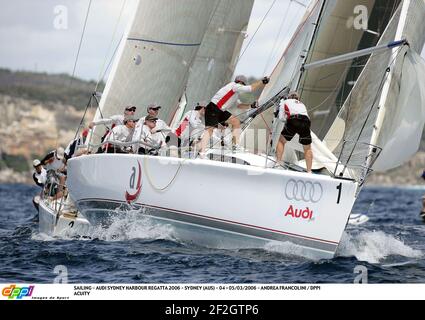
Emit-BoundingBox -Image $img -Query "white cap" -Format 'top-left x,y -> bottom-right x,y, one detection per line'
33,159 -> 41,167
56,147 -> 65,160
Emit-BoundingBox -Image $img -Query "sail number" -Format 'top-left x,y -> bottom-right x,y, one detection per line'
336,183 -> 342,204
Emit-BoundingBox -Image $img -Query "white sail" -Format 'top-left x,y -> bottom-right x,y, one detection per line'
371,0 -> 425,171
372,50 -> 425,170
243,0 -> 324,155
91,0 -> 218,142
258,0 -> 324,106
298,0 -> 404,138
184,0 -> 254,111
324,0 -> 425,177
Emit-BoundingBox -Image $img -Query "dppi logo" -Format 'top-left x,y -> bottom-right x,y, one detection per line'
285,205 -> 314,221
2,285 -> 34,299
125,161 -> 143,203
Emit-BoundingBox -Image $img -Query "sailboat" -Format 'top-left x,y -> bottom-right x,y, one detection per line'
39,0 -> 425,259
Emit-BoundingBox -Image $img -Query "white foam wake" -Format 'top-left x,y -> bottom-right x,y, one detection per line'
337,231 -> 422,264
88,209 -> 176,242
263,241 -> 322,261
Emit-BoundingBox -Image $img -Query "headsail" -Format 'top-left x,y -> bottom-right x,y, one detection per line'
243,0 -> 324,155
91,0 -> 218,142
324,0 -> 425,178
185,0 -> 255,112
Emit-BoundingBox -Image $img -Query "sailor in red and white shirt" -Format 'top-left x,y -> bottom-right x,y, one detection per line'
174,103 -> 205,147
276,92 -> 313,173
199,75 -> 269,154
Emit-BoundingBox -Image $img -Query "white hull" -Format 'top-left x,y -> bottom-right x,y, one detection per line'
38,199 -> 90,237
67,153 -> 358,259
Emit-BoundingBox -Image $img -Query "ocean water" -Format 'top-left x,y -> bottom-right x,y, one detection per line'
0,183 -> 424,283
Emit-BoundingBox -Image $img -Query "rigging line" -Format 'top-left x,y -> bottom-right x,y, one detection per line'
95,0 -> 127,92
70,0 -> 92,87
96,36 -> 123,92
262,0 -> 293,75
235,0 -> 278,68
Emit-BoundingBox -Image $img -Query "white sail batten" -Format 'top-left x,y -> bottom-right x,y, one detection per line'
184,0 -> 254,112
92,0 -> 218,140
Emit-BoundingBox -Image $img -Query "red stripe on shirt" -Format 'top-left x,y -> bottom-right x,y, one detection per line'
284,104 -> 291,119
175,117 -> 189,137
217,90 -> 235,109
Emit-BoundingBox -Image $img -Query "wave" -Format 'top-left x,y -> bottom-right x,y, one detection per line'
337,231 -> 422,264
85,209 -> 177,242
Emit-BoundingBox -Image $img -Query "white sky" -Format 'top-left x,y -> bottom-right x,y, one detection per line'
0,0 -> 310,81
0,0 -> 423,82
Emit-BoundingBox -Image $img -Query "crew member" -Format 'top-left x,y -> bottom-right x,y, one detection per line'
137,104 -> 171,146
89,105 -> 137,129
199,75 -> 269,155
132,115 -> 161,154
174,103 -> 206,147
32,159 -> 47,188
276,92 -> 313,173
64,128 -> 89,160
40,147 -> 67,199
104,115 -> 137,153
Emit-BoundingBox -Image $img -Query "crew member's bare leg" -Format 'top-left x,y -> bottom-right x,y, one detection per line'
303,144 -> 313,173
199,127 -> 214,155
276,136 -> 287,163
227,116 -> 241,146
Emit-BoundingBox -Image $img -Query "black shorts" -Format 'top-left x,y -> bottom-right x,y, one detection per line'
205,102 -> 232,128
281,115 -> 312,145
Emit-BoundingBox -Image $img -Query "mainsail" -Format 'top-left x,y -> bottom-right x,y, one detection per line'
91,0 -> 218,142
324,0 -> 425,179
184,0 -> 255,112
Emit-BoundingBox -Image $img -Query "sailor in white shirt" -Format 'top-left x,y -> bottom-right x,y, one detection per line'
40,147 -> 67,199
276,92 -> 313,173
136,104 -> 171,146
200,75 -> 269,155
174,104 -> 205,147
32,159 -> 47,188
41,147 -> 66,173
89,106 -> 136,134
89,105 -> 137,129
103,115 -> 136,153
132,115 -> 162,154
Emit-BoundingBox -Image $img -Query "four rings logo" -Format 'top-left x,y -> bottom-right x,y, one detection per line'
285,179 -> 323,203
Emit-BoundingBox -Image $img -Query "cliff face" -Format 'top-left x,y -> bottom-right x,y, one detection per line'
0,94 -> 94,183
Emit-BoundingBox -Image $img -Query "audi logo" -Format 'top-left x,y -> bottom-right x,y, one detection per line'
285,179 -> 323,203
